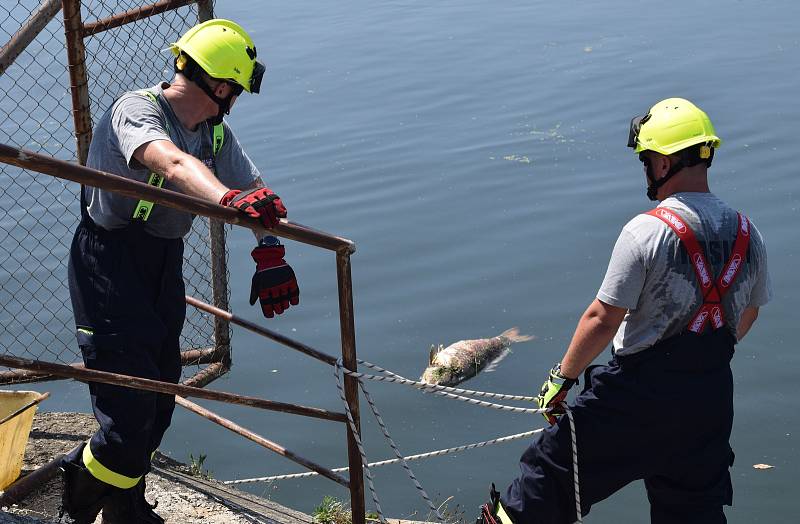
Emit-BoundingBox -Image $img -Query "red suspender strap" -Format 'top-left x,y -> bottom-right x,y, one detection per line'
717,212 -> 751,296
644,208 -> 750,334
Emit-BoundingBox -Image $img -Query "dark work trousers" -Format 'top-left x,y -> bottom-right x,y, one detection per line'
67,213 -> 185,484
502,329 -> 736,524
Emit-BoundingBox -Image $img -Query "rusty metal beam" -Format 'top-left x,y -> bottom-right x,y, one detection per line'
0,348 -> 217,385
177,396 -> 350,488
180,346 -> 219,365
185,295 -> 338,366
209,219 -> 232,369
0,0 -> 62,76
181,361 -> 227,389
82,0 -> 195,37
62,0 -> 92,165
0,143 -> 356,254
337,252 -> 365,524
196,0 -> 213,22
0,354 -> 347,423
0,368 -> 62,385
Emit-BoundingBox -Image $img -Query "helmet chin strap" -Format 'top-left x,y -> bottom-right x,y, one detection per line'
175,54 -> 235,125
193,77 -> 234,125
644,156 -> 685,201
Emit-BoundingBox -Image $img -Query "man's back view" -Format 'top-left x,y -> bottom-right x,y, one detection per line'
479,98 -> 772,524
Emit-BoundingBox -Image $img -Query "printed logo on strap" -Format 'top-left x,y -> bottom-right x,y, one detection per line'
693,252 -> 712,287
740,216 -> 750,236
690,311 -> 708,333
721,254 -> 742,288
712,306 -> 723,328
657,209 -> 687,233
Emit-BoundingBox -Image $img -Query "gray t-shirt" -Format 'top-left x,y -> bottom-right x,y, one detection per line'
598,192 -> 772,356
84,82 -> 260,238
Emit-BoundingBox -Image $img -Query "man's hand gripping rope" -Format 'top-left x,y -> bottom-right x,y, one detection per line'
536,363 -> 578,426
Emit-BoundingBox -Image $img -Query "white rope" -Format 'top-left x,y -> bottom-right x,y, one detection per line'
358,359 -> 539,401
332,360 -> 387,523
356,369 -> 445,521
339,364 -> 546,414
221,356 -> 582,524
565,405 -> 582,524
225,429 -> 544,484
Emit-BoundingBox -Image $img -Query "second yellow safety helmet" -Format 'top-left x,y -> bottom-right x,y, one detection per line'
629,98 -> 721,156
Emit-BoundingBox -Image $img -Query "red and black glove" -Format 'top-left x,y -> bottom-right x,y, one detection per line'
220,187 -> 287,229
249,244 -> 299,318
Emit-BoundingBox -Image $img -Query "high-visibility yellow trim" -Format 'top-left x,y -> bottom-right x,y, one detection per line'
132,172 -> 165,221
82,441 -> 141,489
132,90 -> 168,221
131,90 -> 224,221
212,123 -> 224,155
496,501 -> 514,524
77,327 -> 94,335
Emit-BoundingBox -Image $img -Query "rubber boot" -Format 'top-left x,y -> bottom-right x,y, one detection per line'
60,446 -> 114,524
101,476 -> 164,524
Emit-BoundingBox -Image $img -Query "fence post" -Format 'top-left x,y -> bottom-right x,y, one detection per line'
62,0 -> 92,165
196,0 -> 213,22
337,251 -> 365,524
209,219 -> 231,367
0,0 -> 62,76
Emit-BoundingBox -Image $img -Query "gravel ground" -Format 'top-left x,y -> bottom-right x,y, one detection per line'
0,412 -> 313,524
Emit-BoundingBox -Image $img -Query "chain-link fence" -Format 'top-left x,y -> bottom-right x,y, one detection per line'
0,0 -> 226,384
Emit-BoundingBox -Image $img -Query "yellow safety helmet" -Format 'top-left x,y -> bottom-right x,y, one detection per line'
170,19 -> 265,94
628,98 -> 721,156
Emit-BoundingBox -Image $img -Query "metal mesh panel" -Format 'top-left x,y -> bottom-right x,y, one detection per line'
0,0 -> 224,384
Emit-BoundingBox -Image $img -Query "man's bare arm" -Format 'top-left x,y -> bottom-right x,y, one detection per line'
737,306 -> 759,341
559,299 -> 627,379
133,139 -> 229,203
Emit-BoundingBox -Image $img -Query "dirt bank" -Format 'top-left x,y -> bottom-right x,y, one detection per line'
1,412 -> 313,524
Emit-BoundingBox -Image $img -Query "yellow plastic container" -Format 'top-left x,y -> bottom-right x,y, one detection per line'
0,390 -> 47,490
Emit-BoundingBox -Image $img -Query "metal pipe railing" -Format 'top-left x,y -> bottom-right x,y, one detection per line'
62,0 -> 93,165
0,143 -> 356,254
0,354 -> 347,423
0,348 -> 219,385
177,396 -> 350,488
186,296 -> 339,366
82,0 -> 195,36
0,0 -> 62,76
336,252 -> 365,522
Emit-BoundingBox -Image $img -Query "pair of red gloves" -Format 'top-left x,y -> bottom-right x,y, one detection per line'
220,188 -> 299,318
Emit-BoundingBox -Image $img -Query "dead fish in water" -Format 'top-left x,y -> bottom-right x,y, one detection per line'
419,327 -> 534,386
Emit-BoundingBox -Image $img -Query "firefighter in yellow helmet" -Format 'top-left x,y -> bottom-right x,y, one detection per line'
61,20 -> 297,523
479,98 -> 771,523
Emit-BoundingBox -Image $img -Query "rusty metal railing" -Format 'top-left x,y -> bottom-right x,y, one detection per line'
0,139 -> 367,523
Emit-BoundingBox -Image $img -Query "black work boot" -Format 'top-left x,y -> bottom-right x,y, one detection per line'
101,476 -> 164,524
60,447 -> 113,524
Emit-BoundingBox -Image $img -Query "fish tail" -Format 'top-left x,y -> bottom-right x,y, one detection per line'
499,327 -> 535,344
